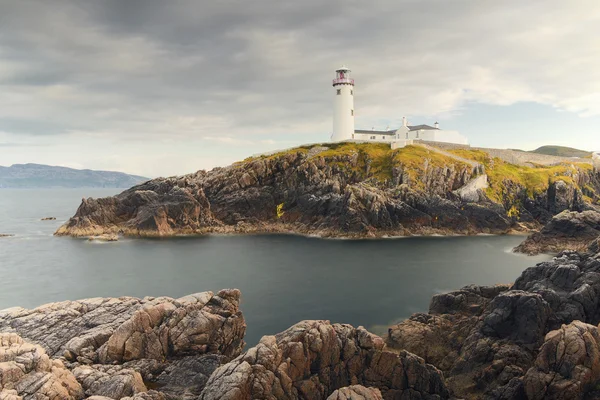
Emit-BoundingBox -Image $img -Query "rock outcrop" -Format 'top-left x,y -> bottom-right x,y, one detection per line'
327,385 -> 383,400
0,332 -> 84,400
515,209 -> 600,255
0,290 -> 246,399
386,247 -> 600,398
199,320 -> 449,400
55,143 -> 600,239
523,321 -> 600,400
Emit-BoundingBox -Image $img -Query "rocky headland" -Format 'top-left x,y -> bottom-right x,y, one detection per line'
54,143 -> 600,239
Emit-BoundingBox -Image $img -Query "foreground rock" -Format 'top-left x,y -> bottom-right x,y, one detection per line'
0,290 -> 246,399
200,320 -> 448,400
0,332 -> 84,399
515,209 -> 600,255
55,143 -> 600,238
387,245 -> 600,398
327,386 -> 383,400
523,320 -> 600,400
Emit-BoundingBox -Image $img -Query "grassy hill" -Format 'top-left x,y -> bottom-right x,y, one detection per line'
530,145 -> 592,158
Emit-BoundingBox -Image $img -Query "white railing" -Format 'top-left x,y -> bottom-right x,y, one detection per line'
332,78 -> 354,85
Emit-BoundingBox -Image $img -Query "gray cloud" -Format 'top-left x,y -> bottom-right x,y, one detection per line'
0,0 -> 598,173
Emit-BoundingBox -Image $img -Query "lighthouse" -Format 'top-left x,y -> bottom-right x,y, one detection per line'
331,66 -> 355,142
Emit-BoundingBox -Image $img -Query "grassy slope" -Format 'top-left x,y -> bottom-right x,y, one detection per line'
450,149 -> 595,204
249,143 -> 597,206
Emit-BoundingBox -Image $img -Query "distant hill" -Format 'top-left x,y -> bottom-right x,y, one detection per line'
0,163 -> 148,188
530,145 -> 592,158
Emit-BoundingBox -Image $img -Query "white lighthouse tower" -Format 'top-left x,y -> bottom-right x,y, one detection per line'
331,65 -> 355,142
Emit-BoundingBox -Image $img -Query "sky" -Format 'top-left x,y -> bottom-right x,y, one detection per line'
1,0 -> 599,178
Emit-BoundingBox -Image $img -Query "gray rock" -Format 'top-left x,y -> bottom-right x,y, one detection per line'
200,320 -> 449,400
0,290 -> 245,363
515,209 -> 600,255
0,290 -> 246,399
0,332 -> 84,400
73,365 -> 146,399
326,385 -> 383,400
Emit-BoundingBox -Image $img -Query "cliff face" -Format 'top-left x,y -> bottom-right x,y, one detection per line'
55,143 -> 600,238
387,245 -> 600,399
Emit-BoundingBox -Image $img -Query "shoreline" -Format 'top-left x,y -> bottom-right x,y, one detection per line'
55,221 -> 539,242
53,228 -> 536,241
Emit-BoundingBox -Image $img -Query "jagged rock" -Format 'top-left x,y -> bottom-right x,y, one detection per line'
513,251 -> 600,329
199,320 -> 449,400
523,321 -> 600,399
73,365 -> 146,399
515,209 -> 600,255
0,290 -> 245,399
327,385 -> 383,400
0,332 -> 84,399
385,246 -> 600,398
0,290 -> 245,363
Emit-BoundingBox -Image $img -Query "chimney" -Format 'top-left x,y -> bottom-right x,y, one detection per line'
402,117 -> 407,127
434,122 -> 439,129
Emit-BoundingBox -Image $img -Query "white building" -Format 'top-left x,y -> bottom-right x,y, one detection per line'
331,66 -> 469,147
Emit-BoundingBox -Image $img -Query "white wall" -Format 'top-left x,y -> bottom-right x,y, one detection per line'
352,132 -> 395,142
402,130 -> 469,145
332,84 -> 355,141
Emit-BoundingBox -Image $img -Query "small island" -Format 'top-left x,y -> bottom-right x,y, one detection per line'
55,142 -> 599,245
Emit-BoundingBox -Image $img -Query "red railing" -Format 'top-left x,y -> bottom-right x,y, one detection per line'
332,78 -> 354,85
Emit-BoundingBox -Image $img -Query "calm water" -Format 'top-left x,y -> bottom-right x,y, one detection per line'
0,189 -> 551,346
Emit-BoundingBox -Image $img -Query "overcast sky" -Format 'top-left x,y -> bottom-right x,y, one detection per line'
1,0 -> 599,177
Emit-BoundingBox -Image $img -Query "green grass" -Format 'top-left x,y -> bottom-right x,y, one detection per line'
449,149 -> 595,204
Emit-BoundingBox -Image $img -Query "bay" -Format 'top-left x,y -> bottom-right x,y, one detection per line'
0,188 -> 551,346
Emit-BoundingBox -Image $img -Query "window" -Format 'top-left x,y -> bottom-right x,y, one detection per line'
351,109 -> 354,116
350,90 -> 353,95
336,89 -> 341,95
405,132 -> 408,139
370,136 -> 376,140
382,136 -> 386,139
416,131 -> 419,138
352,134 -> 355,139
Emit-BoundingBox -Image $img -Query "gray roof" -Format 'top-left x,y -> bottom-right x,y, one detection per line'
408,124 -> 438,131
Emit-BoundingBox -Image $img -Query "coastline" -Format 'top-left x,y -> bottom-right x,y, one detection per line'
55,221 -> 539,242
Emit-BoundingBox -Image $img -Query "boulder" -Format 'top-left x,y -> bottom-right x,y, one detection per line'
523,321 -> 600,399
0,332 -> 84,399
73,365 -> 146,399
0,290 -> 245,363
0,290 -> 246,399
200,320 -> 449,400
327,385 -> 383,400
515,209 -> 600,255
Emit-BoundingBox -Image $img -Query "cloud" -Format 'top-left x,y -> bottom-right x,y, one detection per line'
0,0 -> 598,174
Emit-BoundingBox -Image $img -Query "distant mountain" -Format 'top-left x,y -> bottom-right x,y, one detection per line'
0,163 -> 148,188
530,145 -> 592,158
